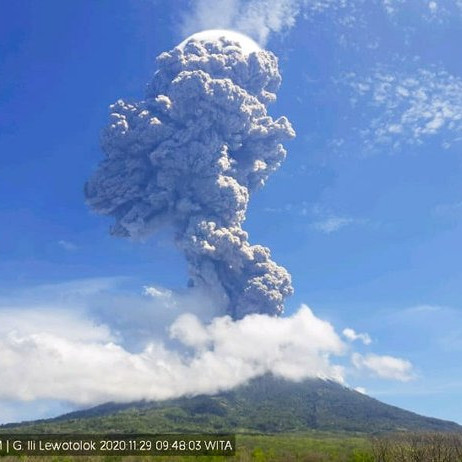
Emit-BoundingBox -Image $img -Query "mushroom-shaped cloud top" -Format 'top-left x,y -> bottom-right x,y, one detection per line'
177,29 -> 261,54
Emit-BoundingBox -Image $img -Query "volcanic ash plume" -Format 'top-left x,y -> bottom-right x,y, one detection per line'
85,32 -> 295,319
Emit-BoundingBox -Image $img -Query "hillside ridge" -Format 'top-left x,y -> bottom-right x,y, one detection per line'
1,375 -> 460,434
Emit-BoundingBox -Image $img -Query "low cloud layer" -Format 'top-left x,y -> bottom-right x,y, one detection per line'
0,280 -> 415,412
0,290 -> 344,405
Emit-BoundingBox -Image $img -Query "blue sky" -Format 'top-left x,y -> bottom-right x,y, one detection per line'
1,0 -> 462,425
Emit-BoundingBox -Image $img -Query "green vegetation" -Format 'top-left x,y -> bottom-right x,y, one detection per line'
1,376 -> 461,461
2,433 -> 462,461
0,432 -> 373,461
1,375 -> 459,434
371,432 -> 462,461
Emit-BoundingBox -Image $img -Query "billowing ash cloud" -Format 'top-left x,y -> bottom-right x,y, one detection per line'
85,31 -> 295,319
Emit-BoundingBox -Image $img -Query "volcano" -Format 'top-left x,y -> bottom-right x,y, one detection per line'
2,375 -> 460,434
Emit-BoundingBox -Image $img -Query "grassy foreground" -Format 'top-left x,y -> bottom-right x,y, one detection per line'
0,432 -> 373,462
2,431 -> 461,461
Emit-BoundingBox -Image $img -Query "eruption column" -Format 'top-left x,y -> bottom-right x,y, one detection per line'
85,30 -> 295,319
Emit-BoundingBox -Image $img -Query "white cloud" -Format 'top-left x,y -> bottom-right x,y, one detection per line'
402,304 -> 443,315
313,216 -> 354,234
0,308 -> 113,344
264,201 -> 309,216
179,0 -> 364,45
309,205 -> 367,234
381,0 -> 405,15
342,327 -> 372,345
264,203 -> 366,234
0,303 -> 346,405
180,0 -> 302,45
57,240 -> 78,251
0,278 -> 221,354
380,0 -> 462,21
354,386 -> 367,394
179,0 -> 462,48
143,285 -> 173,299
345,66 -> 462,151
0,279 -> 415,423
429,1 -> 439,14
352,353 -> 415,382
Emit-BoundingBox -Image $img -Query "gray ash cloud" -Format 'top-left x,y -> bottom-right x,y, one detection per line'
85,33 -> 295,319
